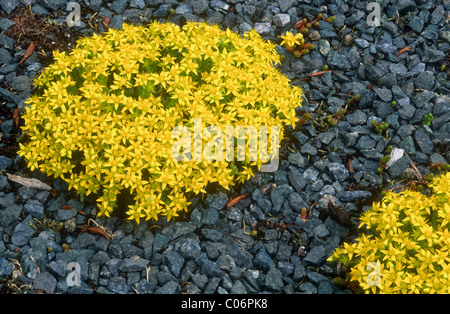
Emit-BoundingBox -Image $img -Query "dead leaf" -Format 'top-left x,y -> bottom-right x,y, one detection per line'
226,193 -> 249,209
103,17 -> 110,28
309,70 -> 332,77
13,109 -> 20,129
6,173 -> 52,191
19,42 -> 35,65
347,156 -> 355,175
61,205 -> 75,210
396,46 -> 411,57
81,226 -> 110,241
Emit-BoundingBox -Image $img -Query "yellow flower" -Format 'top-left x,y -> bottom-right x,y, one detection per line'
126,204 -> 145,224
280,31 -> 304,48
437,202 -> 450,227
417,224 -> 437,247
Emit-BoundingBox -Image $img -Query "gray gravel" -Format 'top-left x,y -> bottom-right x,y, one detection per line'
0,0 -> 449,294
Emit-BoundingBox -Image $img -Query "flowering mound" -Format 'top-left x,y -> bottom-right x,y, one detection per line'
18,22 -> 303,222
328,172 -> 450,294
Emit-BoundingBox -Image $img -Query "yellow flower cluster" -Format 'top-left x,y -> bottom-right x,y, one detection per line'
19,22 -> 303,222
328,172 -> 450,293
280,31 -> 305,48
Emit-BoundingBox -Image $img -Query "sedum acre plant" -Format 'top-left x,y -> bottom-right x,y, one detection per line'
328,172 -> 450,294
18,22 -> 303,222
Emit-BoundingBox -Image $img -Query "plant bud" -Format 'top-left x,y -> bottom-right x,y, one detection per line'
293,50 -> 301,58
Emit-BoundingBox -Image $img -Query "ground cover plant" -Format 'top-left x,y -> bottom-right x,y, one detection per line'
18,21 -> 303,223
328,172 -> 450,294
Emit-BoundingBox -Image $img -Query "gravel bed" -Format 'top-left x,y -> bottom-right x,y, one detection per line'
0,0 -> 449,294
